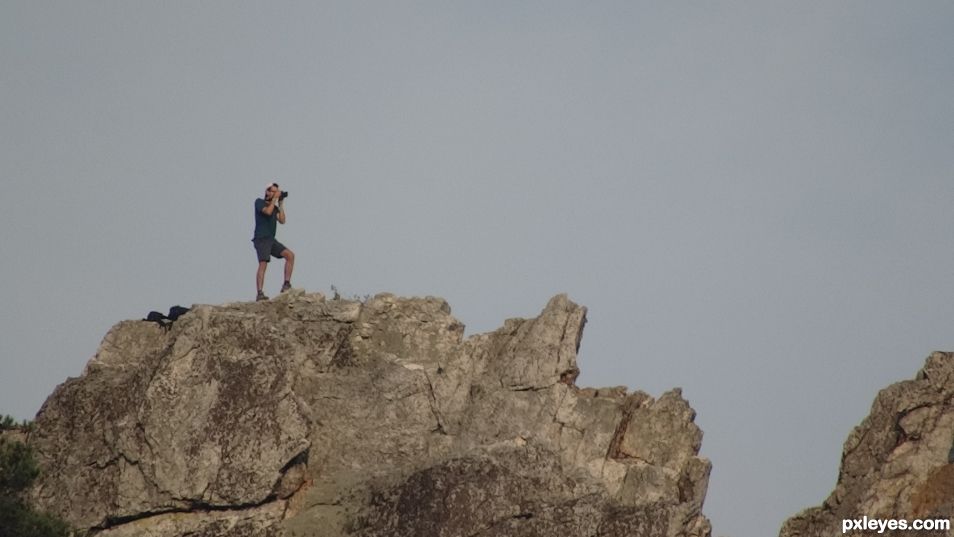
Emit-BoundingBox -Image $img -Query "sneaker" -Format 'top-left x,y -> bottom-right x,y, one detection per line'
256,291 -> 268,301
281,281 -> 292,293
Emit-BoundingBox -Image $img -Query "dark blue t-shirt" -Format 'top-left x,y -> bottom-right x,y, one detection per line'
253,198 -> 278,239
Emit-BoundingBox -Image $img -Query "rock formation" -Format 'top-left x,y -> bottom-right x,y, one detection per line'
28,292 -> 711,537
781,352 -> 954,537
0,428 -> 28,446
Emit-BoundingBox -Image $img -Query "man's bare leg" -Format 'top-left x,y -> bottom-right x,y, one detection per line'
281,249 -> 295,290
257,261 -> 268,295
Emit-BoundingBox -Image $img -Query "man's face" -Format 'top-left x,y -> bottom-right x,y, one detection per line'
265,185 -> 278,200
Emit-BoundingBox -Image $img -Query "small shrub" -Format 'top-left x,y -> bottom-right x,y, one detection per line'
0,415 -> 16,430
0,415 -> 33,432
0,437 -> 71,537
0,438 -> 39,494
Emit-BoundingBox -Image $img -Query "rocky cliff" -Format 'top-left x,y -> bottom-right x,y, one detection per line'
28,292 -> 712,537
781,352 -> 954,537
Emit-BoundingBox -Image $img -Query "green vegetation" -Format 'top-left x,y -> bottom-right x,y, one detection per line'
0,415 -> 17,430
0,423 -> 71,537
0,414 -> 34,433
329,284 -> 372,303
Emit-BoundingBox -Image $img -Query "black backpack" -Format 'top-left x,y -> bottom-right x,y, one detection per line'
144,305 -> 191,329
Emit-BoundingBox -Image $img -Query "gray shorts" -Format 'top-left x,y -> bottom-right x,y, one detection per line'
252,237 -> 288,263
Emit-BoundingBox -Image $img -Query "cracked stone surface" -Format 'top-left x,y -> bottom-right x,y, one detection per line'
28,292 -> 711,537
780,352 -> 954,537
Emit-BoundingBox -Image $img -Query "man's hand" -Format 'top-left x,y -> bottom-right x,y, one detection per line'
276,193 -> 287,224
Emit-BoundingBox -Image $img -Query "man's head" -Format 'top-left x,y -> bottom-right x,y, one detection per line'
265,182 -> 280,200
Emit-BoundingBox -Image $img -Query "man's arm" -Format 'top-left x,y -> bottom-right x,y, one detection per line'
276,199 -> 286,224
260,197 -> 277,216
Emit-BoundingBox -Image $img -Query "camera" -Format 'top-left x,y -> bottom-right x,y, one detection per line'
280,191 -> 289,200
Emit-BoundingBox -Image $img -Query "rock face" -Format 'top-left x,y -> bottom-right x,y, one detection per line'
29,292 -> 711,537
781,352 -> 954,537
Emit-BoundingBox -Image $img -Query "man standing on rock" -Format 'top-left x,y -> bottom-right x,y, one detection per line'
253,182 -> 295,301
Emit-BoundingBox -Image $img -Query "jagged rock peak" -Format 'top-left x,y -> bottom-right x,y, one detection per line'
29,292 -> 712,537
781,352 -> 954,537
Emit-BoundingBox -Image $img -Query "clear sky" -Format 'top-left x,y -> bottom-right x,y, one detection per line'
2,3 -> 953,537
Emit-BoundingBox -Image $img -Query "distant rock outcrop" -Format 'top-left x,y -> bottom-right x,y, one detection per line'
781,352 -> 954,537
0,427 -> 28,446
28,292 -> 712,537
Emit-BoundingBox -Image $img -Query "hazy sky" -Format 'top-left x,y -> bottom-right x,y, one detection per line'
2,3 -> 953,537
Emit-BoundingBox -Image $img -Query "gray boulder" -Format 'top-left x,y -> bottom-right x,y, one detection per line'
781,352 -> 954,537
29,292 -> 711,537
